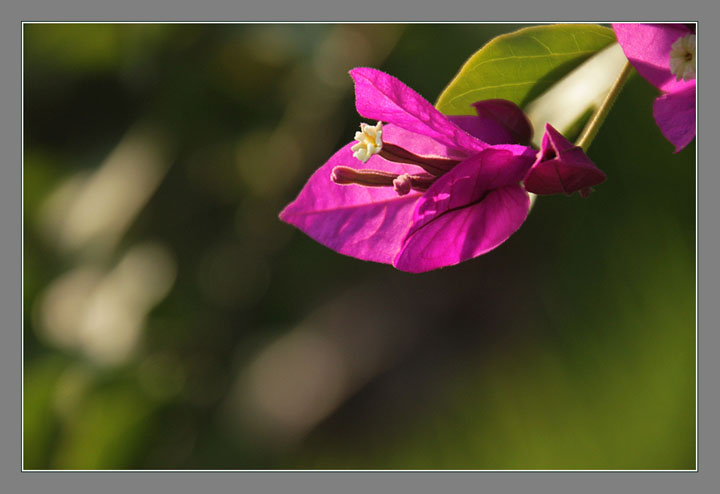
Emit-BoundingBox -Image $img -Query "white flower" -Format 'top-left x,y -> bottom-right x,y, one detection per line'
669,34 -> 696,82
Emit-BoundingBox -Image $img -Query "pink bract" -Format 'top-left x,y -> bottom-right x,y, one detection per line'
523,123 -> 606,196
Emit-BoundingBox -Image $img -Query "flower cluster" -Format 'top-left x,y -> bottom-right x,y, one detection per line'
280,23 -> 695,273
280,68 -> 604,273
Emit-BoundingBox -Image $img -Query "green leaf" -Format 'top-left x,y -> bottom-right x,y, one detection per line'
435,24 -> 616,115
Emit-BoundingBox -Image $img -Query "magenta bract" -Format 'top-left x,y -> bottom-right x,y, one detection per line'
279,67 -> 537,273
613,23 -> 696,152
470,99 -> 534,146
523,123 -> 606,196
394,145 -> 535,272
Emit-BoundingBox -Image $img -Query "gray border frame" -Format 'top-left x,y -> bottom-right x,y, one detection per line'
7,0 -> 718,492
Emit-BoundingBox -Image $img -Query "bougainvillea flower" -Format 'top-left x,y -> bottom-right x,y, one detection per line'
524,123 -> 607,197
279,67 -> 537,273
612,23 -> 696,152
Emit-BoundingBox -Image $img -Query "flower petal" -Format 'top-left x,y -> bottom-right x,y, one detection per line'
447,100 -> 533,146
393,146 -> 535,273
350,67 -> 489,155
394,186 -> 529,273
523,124 -> 606,195
381,124 -> 466,160
471,99 -> 533,145
653,83 -> 696,153
447,115 -> 516,146
612,23 -> 694,93
279,141 -> 422,264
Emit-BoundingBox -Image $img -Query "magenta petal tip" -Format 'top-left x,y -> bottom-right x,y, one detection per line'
523,124 -> 606,196
471,99 -> 533,145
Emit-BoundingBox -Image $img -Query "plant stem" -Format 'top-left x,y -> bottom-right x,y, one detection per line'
576,61 -> 633,151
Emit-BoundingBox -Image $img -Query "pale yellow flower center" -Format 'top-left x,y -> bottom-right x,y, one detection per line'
351,122 -> 383,163
669,33 -> 696,82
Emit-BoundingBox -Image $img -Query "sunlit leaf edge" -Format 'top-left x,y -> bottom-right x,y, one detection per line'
435,24 -> 616,115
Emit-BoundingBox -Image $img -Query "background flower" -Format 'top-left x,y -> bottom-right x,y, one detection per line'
613,23 -> 696,152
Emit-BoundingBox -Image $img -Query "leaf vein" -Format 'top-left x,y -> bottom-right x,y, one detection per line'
467,49 -> 598,71
446,79 -> 555,105
528,35 -> 553,54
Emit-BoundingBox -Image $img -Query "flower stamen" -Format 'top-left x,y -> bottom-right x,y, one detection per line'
331,166 -> 435,195
393,173 -> 434,195
669,33 -> 696,82
379,143 -> 460,176
392,174 -> 412,195
331,166 -> 396,187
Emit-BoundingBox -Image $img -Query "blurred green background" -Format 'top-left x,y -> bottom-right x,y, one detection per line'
23,23 -> 695,470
